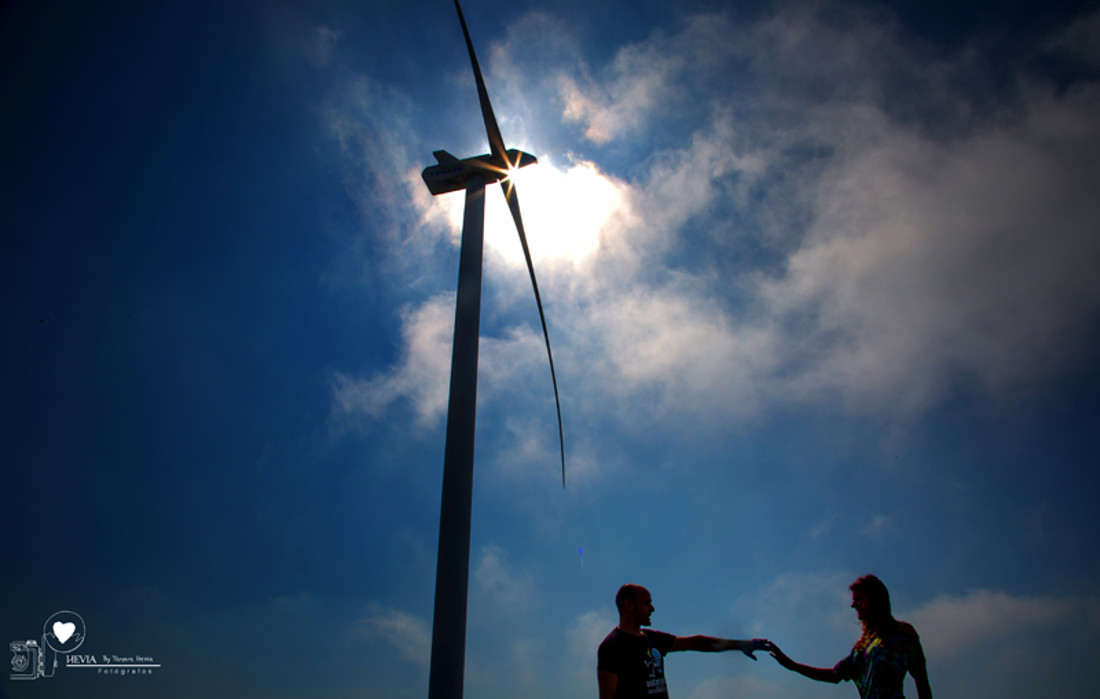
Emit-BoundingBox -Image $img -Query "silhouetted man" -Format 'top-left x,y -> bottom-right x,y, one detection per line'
597,584 -> 767,698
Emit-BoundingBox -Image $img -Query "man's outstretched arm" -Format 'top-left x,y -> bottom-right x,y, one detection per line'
670,635 -> 768,659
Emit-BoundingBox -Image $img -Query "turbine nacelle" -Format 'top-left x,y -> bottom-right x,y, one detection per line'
422,148 -> 538,195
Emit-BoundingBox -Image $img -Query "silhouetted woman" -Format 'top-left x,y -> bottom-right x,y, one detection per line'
765,574 -> 932,699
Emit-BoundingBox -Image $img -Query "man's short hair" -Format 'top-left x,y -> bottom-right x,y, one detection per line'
615,584 -> 647,613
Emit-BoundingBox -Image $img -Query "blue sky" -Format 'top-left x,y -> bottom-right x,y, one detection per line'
3,0 -> 1099,697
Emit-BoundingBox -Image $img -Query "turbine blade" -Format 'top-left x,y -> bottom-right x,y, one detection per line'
454,0 -> 507,162
502,179 -> 566,487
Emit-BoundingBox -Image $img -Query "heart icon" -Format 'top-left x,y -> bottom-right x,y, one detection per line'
53,621 -> 76,644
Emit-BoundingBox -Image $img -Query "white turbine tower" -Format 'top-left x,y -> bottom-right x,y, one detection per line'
420,2 -> 565,697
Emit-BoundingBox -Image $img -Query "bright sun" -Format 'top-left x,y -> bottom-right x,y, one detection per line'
439,156 -> 624,267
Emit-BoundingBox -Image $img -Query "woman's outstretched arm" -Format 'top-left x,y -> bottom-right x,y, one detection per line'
764,641 -> 842,684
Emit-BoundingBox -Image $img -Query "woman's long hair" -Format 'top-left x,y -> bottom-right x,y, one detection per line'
851,574 -> 897,644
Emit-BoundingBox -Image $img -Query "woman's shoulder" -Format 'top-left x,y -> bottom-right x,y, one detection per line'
882,620 -> 922,651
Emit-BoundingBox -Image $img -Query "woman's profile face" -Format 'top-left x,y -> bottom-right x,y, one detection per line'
851,590 -> 872,621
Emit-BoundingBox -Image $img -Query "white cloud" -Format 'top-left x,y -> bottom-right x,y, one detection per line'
566,610 -> 615,680
304,25 -> 342,67
334,1 -> 1100,443
904,589 -> 1100,660
473,543 -> 536,612
557,43 -> 675,145
688,674 -> 788,699
580,284 -> 778,423
758,91 -> 1100,412
464,546 -> 553,696
351,604 -> 431,667
733,571 -> 855,638
332,294 -> 453,426
862,514 -> 896,543
551,11 -> 731,147
325,77 -> 417,216
549,3 -> 1100,426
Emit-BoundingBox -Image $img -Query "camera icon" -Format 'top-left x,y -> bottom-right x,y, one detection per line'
10,640 -> 41,680
8,611 -> 87,680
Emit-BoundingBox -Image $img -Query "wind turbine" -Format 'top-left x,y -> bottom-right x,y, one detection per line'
420,1 -> 564,697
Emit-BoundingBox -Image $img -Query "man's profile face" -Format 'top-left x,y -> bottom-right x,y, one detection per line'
627,588 -> 655,627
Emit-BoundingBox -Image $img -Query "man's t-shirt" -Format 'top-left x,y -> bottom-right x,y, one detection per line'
597,627 -> 677,698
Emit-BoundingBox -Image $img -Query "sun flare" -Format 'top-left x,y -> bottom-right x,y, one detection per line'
438,156 -> 624,267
